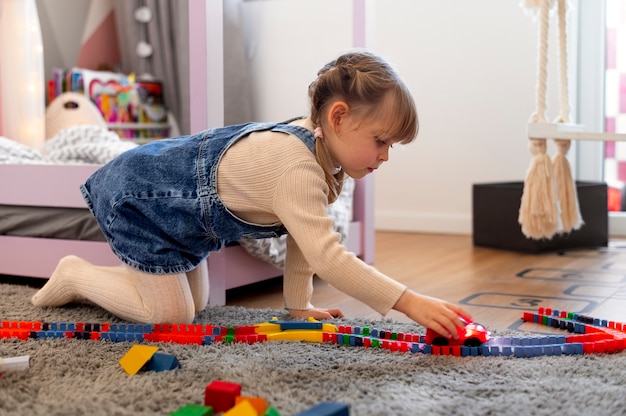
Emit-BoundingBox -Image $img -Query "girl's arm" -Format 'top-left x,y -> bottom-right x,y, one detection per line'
393,289 -> 473,339
282,233 -> 344,319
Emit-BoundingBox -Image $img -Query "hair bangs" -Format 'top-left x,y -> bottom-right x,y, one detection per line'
365,84 -> 418,145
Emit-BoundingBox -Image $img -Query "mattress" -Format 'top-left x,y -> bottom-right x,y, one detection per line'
0,205 -> 105,241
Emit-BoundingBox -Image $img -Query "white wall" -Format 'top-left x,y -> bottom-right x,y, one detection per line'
38,0 -> 572,236
372,1 -> 563,234
239,0 -> 566,235
238,0 -> 354,121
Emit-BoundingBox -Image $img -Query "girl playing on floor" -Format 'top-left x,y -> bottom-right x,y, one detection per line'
32,50 -> 471,340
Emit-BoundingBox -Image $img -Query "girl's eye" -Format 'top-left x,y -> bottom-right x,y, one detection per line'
376,137 -> 393,148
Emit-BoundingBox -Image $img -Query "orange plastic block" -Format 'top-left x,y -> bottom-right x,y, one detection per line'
204,380 -> 242,413
223,399 -> 258,416
235,396 -> 267,414
119,345 -> 159,375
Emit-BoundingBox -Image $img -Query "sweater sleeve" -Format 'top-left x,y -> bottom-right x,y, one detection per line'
282,233 -> 314,310
273,161 -> 407,316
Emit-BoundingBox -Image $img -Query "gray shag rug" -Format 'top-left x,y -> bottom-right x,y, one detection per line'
1,282 -> 626,416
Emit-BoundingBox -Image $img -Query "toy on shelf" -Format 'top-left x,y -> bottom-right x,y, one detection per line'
48,67 -> 170,141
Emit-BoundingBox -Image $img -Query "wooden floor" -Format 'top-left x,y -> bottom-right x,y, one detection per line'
228,232 -> 626,332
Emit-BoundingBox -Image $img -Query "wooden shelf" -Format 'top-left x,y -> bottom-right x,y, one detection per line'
528,123 -> 626,142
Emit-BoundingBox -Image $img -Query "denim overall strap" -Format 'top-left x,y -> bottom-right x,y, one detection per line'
80,120 -> 317,274
197,120 -> 317,249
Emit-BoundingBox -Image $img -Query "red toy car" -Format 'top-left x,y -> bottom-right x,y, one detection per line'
424,318 -> 490,347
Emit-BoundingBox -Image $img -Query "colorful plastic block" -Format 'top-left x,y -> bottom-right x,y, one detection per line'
295,402 -> 349,416
262,406 -> 281,416
119,345 -> 159,375
223,399 -> 258,416
204,380 -> 242,413
169,404 -> 214,416
0,355 -> 30,373
236,396 -> 268,414
145,352 -> 181,372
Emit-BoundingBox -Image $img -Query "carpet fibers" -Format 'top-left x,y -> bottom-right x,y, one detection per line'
1,282 -> 625,416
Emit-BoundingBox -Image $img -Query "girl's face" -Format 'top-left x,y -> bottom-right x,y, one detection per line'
325,103 -> 399,179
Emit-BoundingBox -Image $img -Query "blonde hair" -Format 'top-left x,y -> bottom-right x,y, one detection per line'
308,50 -> 419,202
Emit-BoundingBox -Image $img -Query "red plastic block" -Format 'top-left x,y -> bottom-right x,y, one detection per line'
204,380 -> 242,413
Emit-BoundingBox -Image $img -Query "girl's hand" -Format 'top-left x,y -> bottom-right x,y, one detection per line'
288,307 -> 344,320
393,289 -> 472,339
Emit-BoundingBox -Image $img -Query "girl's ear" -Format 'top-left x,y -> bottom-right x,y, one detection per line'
327,101 -> 350,134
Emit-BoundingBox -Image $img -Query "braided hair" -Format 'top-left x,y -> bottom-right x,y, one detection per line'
308,50 -> 418,202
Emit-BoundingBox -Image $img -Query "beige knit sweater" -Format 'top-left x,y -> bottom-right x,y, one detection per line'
217,118 -> 407,315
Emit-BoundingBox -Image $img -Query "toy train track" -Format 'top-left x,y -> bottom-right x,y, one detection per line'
1,308 -> 625,358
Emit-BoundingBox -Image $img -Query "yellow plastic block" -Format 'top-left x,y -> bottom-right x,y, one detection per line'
266,331 -> 324,342
223,399 -> 258,416
119,345 -> 159,375
235,396 -> 267,414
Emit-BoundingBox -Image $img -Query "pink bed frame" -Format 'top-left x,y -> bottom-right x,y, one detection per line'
0,0 -> 375,306
0,164 -> 374,305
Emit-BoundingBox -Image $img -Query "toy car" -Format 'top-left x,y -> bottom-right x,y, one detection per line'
424,318 -> 490,347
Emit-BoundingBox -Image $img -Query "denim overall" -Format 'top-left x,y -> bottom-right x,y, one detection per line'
81,120 -> 316,274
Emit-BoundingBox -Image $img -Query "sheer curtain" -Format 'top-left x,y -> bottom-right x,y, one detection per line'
112,0 -> 190,134
0,0 -> 45,149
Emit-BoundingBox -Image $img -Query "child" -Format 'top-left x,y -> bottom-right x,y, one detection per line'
32,50 -> 471,340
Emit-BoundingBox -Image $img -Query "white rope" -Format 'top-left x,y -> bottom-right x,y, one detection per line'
519,0 -> 560,240
552,0 -> 583,232
532,0 -> 550,124
555,0 -> 570,122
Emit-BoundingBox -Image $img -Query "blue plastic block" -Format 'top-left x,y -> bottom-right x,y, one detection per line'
481,346 -> 491,356
349,335 -> 356,346
490,346 -> 500,356
295,402 -> 349,416
145,352 -> 181,372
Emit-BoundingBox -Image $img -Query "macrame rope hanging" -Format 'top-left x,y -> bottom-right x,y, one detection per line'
518,0 -> 582,240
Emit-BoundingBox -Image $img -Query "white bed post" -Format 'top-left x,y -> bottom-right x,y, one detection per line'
353,0 -> 375,264
188,0 -> 223,132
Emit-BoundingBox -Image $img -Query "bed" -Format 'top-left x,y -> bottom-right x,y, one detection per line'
0,1 -> 375,306
0,162 -> 374,306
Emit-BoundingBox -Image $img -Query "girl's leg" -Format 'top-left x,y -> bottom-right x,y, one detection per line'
186,260 -> 209,312
31,255 -> 196,324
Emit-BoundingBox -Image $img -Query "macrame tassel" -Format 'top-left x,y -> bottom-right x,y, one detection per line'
549,0 -> 582,233
552,139 -> 583,232
519,138 -> 561,239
